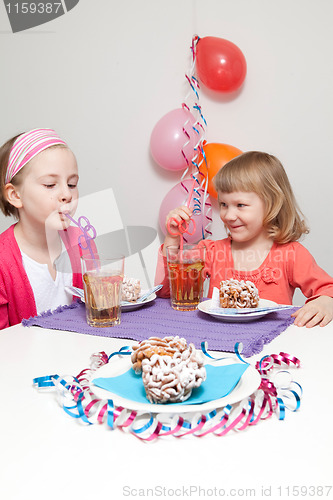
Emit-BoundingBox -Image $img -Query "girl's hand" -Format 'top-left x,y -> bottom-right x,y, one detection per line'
162,206 -> 193,255
291,296 -> 333,328
165,205 -> 193,234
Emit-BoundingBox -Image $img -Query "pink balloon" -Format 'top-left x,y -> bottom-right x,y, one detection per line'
159,179 -> 211,243
150,108 -> 200,171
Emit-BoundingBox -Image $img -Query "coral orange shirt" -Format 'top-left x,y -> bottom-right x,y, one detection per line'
155,238 -> 333,305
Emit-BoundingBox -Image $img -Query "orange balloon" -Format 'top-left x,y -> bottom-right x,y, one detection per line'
199,143 -> 243,198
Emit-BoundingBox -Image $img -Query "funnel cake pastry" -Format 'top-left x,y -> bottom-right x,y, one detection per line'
131,336 -> 206,404
122,276 -> 141,302
219,279 -> 259,309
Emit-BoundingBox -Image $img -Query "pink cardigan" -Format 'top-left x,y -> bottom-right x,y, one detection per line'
155,238 -> 333,305
0,224 -> 88,329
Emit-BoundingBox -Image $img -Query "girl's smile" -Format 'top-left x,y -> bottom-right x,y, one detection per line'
218,191 -> 268,245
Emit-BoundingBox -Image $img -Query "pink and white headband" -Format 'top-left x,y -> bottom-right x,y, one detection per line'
5,128 -> 67,184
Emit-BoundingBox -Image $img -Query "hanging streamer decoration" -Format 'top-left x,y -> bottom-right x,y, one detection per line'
33,343 -> 302,441
180,35 -> 212,241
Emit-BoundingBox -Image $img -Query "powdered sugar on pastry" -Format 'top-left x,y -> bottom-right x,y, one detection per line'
219,279 -> 259,308
122,276 -> 141,302
131,336 -> 206,404
131,336 -> 187,374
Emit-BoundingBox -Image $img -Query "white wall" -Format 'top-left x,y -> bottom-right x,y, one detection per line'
1,0 -> 332,304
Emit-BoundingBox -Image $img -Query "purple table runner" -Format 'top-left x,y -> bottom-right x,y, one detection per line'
23,298 -> 298,357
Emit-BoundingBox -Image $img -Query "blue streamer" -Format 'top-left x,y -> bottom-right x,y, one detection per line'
33,375 -> 56,388
62,405 -> 81,419
132,414 -> 155,435
193,104 -> 207,126
276,397 -> 286,420
181,420 -> 192,429
234,343 -> 249,364
108,346 -> 132,361
107,399 -> 114,429
204,410 -> 217,422
201,341 -> 228,361
76,392 -> 91,424
258,354 -> 274,373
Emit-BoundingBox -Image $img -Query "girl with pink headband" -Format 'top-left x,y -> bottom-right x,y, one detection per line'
0,129 -> 90,329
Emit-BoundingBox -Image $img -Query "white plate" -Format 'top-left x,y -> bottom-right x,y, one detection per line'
198,299 -> 278,322
122,292 -> 156,311
66,286 -> 157,311
91,356 -> 261,414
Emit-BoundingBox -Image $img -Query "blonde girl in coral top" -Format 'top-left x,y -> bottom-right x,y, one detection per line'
155,151 -> 333,328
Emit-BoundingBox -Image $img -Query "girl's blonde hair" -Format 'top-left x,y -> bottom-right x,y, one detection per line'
213,151 -> 309,244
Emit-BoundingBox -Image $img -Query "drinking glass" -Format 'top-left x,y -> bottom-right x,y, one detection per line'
166,245 -> 206,311
81,255 -> 124,327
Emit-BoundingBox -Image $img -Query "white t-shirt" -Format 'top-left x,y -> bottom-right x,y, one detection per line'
21,251 -> 72,314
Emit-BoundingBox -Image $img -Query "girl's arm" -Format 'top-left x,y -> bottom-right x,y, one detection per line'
0,277 -> 9,330
0,304 -> 9,330
155,205 -> 194,297
288,242 -> 333,327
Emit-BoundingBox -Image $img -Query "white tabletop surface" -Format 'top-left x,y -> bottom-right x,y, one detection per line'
1,317 -> 332,500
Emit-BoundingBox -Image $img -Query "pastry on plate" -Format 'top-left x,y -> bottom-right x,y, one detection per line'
122,276 -> 141,302
131,336 -> 206,404
219,279 -> 259,309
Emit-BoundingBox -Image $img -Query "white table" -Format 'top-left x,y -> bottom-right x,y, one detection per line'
1,320 -> 332,500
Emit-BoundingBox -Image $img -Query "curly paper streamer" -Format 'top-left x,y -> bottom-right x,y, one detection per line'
256,352 -> 301,375
179,35 -> 211,242
33,342 -> 302,441
201,340 -> 231,362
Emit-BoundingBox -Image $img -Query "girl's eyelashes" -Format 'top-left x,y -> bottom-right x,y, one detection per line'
68,176 -> 79,189
43,183 -> 77,189
219,202 -> 246,206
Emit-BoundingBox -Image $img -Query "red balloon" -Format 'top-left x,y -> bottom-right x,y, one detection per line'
196,37 -> 247,92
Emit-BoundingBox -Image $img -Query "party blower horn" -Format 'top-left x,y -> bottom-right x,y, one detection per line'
4,0 -> 80,33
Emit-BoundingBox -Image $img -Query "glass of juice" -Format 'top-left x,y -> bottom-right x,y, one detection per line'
166,245 -> 206,311
81,255 -> 124,327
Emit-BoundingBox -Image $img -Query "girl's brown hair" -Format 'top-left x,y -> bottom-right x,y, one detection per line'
0,134 -> 22,218
213,151 -> 309,244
